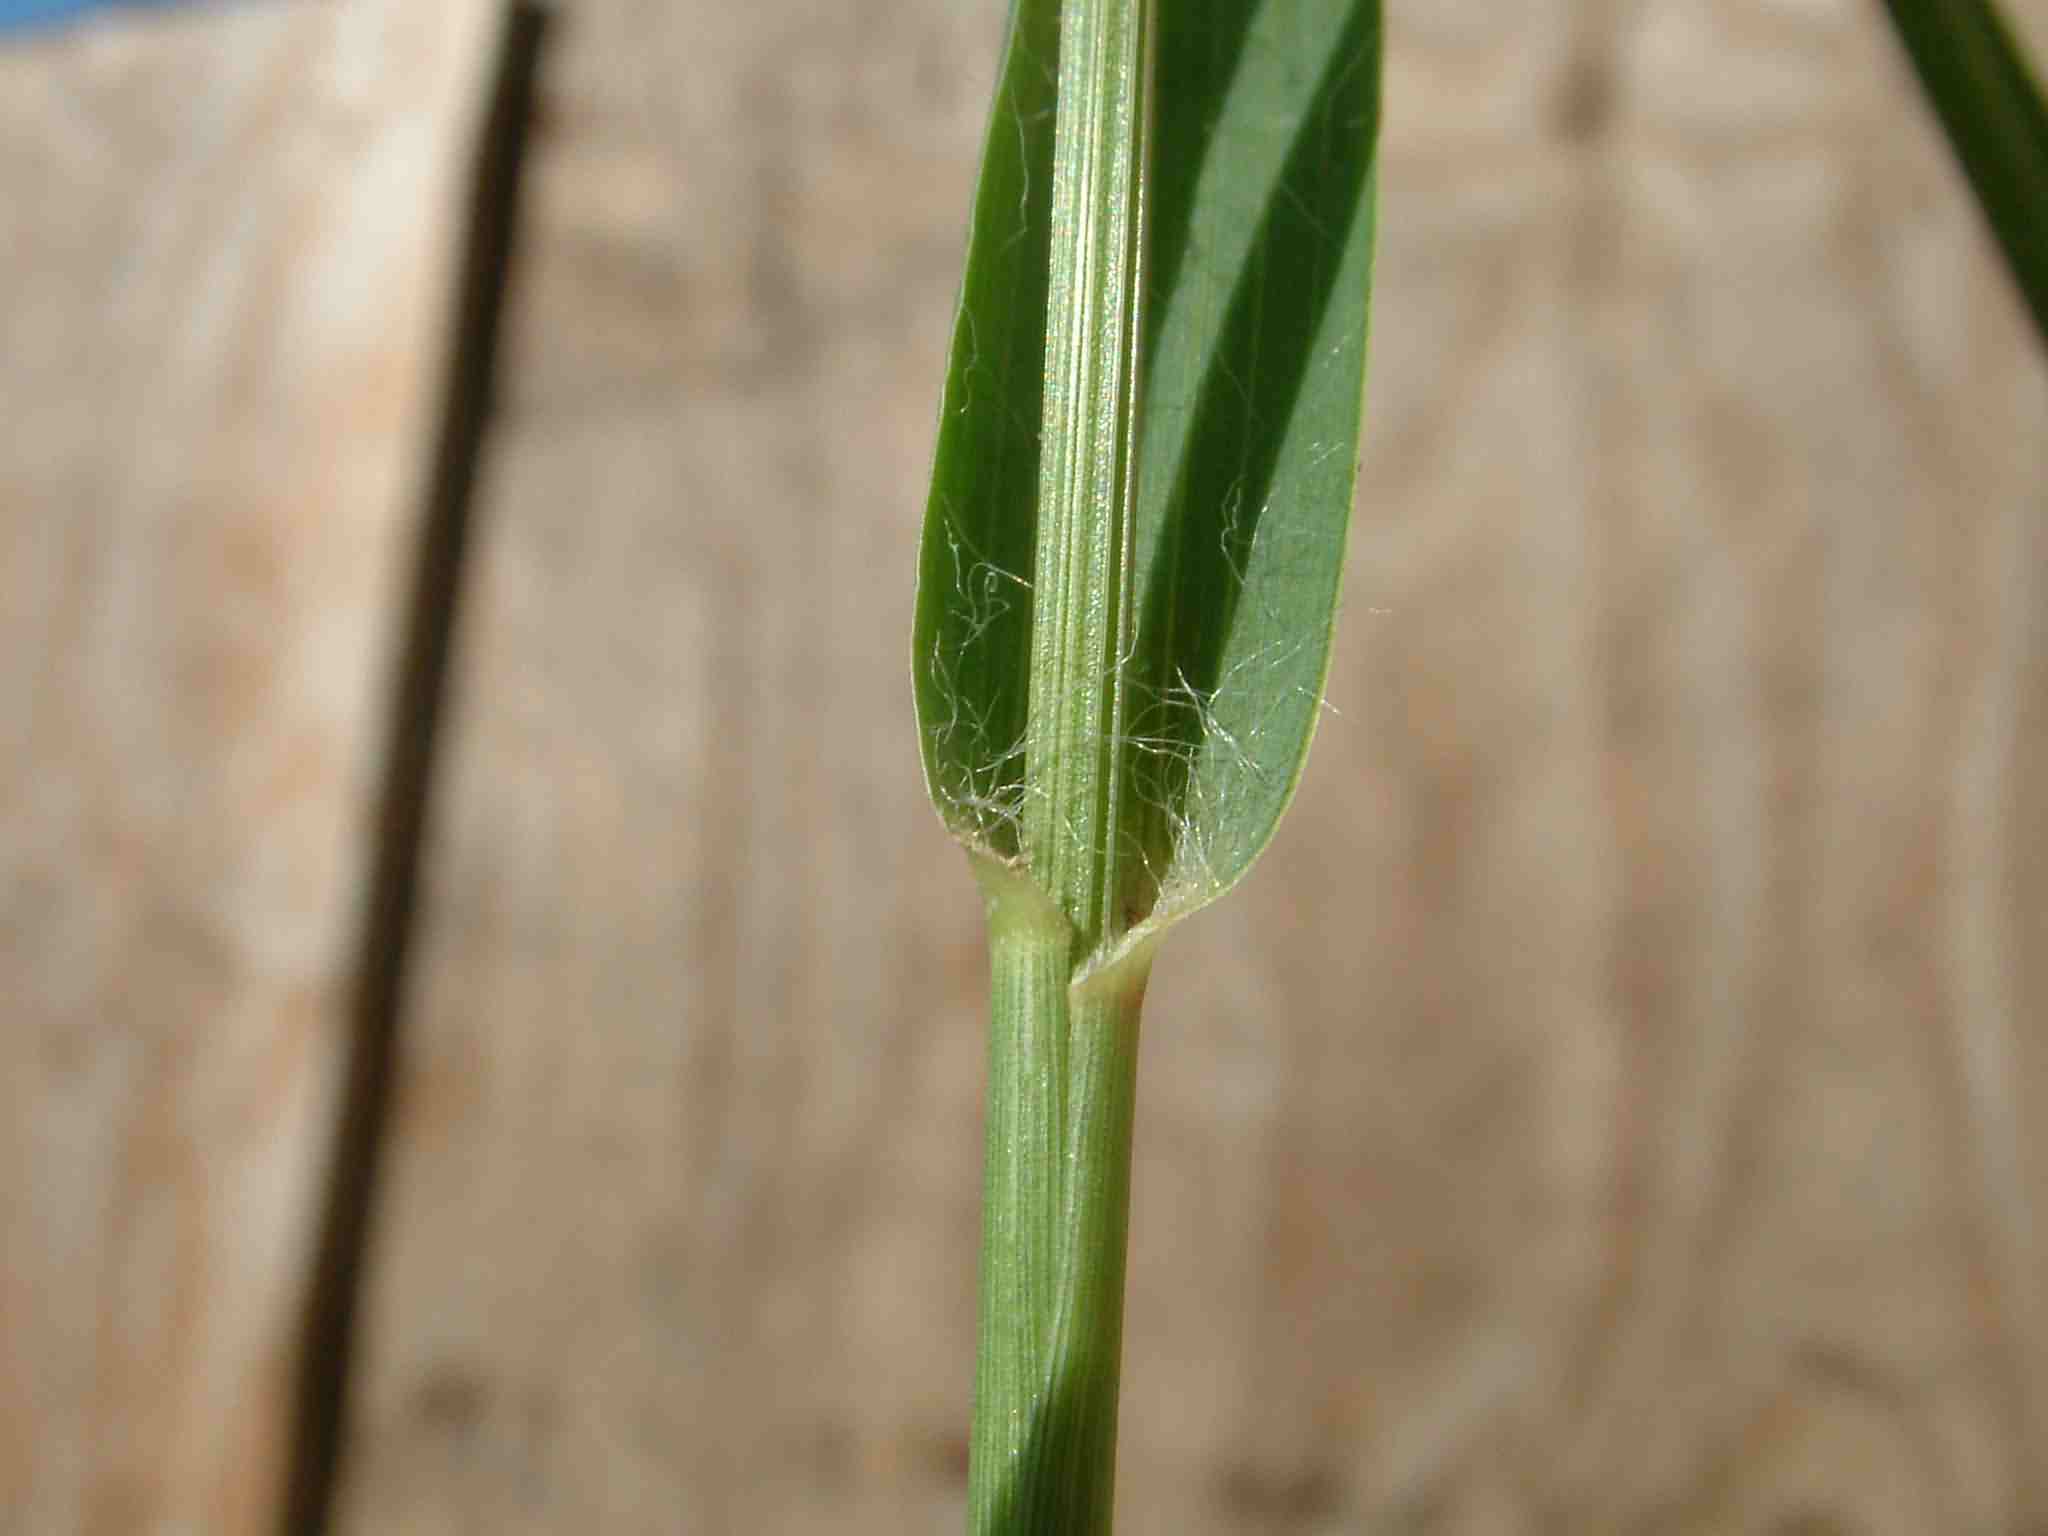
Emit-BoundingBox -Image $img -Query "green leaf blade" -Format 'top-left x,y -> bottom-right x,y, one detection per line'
913,0 -> 1061,863
916,0 -> 1383,959
1125,0 -> 1382,933
1880,0 -> 2048,346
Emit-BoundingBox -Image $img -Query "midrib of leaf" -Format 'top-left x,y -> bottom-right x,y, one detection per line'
1022,0 -> 1151,954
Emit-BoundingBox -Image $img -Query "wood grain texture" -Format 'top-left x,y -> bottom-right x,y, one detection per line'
0,3 -> 498,1531
336,1 -> 2048,1532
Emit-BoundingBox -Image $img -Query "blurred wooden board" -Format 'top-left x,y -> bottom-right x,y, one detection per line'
0,3 -> 499,1531
336,1 -> 2048,1533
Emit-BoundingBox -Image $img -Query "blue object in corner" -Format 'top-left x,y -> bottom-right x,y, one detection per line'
0,0 -> 183,36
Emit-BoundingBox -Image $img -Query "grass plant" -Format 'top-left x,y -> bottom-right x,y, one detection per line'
912,1 -> 2044,1531
913,1 -> 1381,1529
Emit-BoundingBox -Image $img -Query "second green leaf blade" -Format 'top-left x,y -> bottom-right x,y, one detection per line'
915,0 -> 1382,955
1879,0 -> 2048,346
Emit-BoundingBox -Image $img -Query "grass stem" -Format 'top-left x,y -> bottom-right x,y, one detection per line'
969,0 -> 1154,1525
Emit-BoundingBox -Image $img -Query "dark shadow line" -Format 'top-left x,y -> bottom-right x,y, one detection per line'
274,5 -> 550,1532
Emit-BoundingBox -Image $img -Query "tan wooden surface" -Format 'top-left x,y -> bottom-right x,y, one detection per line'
326,2 -> 2048,1532
0,3 -> 499,1531
9,0 -> 2046,1532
